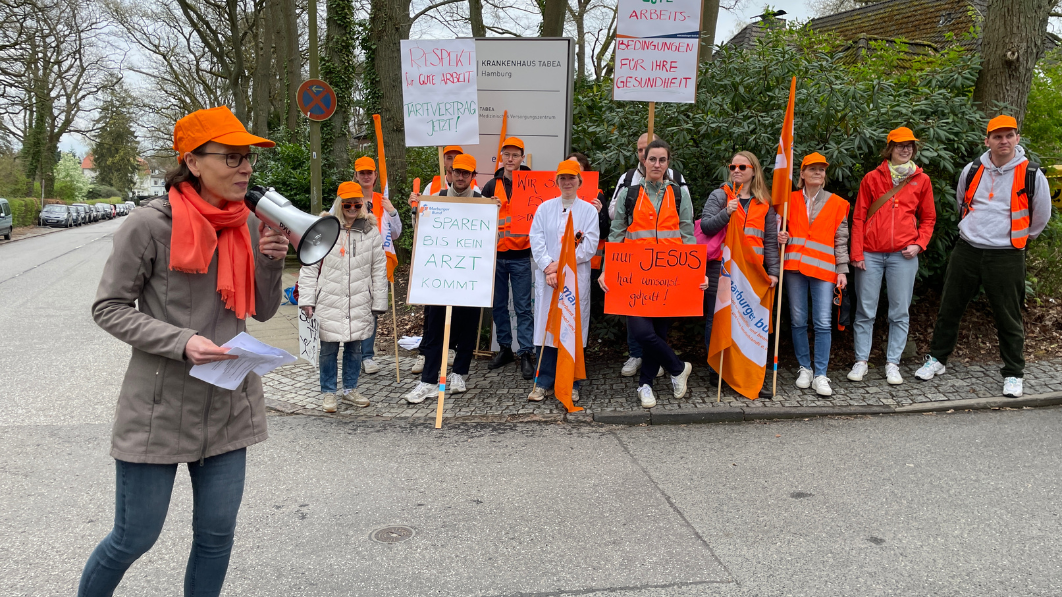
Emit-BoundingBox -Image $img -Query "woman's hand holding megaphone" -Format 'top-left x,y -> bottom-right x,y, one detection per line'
258,221 -> 290,260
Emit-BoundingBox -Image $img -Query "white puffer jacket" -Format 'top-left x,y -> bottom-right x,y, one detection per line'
298,215 -> 387,343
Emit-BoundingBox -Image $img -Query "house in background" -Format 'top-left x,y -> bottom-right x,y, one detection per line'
81,154 -> 165,198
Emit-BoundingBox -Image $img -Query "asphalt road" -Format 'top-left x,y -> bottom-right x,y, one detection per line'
2,217 -> 1060,597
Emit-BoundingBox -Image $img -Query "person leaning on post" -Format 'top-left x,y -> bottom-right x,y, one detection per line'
79,106 -> 289,597
848,127 -> 936,386
403,153 -> 484,405
778,152 -> 850,397
527,159 -> 599,403
599,138 -> 708,409
482,136 -> 537,379
699,150 -> 780,397
299,181 -> 387,413
915,115 -> 1051,398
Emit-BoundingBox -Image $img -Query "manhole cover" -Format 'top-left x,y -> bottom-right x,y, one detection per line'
370,525 -> 415,544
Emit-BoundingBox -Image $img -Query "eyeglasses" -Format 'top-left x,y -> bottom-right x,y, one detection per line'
451,169 -> 473,178
501,152 -> 522,160
646,156 -> 668,165
729,164 -> 749,171
200,152 -> 258,168
894,143 -> 915,152
341,202 -> 363,209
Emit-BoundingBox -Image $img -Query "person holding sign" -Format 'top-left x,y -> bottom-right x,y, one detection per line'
779,153 -> 851,396
403,153 -> 485,404
80,106 -> 288,596
482,137 -> 536,379
600,139 -> 699,409
299,182 -> 387,412
847,128 -> 936,386
527,160 -> 599,402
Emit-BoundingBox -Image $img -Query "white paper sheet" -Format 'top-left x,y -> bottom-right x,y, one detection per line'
189,332 -> 297,390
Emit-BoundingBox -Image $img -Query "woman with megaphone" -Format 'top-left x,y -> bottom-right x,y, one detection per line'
81,106 -> 289,596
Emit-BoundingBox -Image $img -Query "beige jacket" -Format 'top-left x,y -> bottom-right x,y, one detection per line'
298,215 -> 387,342
92,198 -> 284,464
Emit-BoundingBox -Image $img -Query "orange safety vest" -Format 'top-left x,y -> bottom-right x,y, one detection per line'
494,181 -> 530,252
724,185 -> 771,266
591,188 -> 605,269
962,161 -> 1031,249
784,190 -> 849,283
624,184 -> 682,245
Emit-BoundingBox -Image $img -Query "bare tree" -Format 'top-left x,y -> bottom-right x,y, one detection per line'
973,0 -> 1055,125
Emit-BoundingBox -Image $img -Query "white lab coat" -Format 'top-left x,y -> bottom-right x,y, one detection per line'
529,197 -> 599,347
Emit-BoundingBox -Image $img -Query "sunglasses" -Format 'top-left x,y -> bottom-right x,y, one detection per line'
341,202 -> 363,209
729,164 -> 749,171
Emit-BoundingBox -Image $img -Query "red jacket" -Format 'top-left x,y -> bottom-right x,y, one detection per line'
851,161 -> 936,262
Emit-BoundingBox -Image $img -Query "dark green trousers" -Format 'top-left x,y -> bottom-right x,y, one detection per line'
929,240 -> 1026,378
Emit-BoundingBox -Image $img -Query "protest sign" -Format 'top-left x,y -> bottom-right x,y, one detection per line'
613,0 -> 702,103
401,39 -> 479,146
298,309 -> 320,368
602,243 -> 707,317
508,170 -> 599,235
408,197 -> 499,307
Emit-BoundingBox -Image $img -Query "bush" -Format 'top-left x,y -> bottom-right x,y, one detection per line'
8,198 -> 41,227
1027,212 -> 1062,300
86,184 -> 123,200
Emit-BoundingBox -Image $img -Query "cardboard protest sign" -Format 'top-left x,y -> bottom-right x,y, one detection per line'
508,170 -> 599,235
602,242 -> 707,317
401,39 -> 479,146
298,309 -> 320,368
613,0 -> 702,103
407,197 -> 499,307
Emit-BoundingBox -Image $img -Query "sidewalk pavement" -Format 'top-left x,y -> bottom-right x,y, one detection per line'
249,294 -> 1062,425
0,225 -> 63,246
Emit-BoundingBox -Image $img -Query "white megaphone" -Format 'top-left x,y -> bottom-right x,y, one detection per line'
245,185 -> 340,266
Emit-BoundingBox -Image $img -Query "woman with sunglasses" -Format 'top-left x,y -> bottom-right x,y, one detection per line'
81,106 -> 289,596
847,128 -> 935,385
778,153 -> 851,396
699,152 -> 780,390
299,182 -> 387,413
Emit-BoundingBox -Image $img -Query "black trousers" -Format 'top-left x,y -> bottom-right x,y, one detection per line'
420,305 -> 479,383
628,316 -> 684,387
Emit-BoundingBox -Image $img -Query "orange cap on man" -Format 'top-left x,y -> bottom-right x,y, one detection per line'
354,156 -> 376,172
443,145 -> 464,155
886,127 -> 919,144
173,106 -> 274,162
800,152 -> 829,169
453,154 -> 477,172
987,115 -> 1018,133
500,137 -> 525,151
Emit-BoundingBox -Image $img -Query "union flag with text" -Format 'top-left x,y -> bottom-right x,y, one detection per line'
373,114 -> 398,282
544,212 -> 585,413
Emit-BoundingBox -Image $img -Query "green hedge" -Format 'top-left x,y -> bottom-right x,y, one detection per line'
8,198 -> 41,227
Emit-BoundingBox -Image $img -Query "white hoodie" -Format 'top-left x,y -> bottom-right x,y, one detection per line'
956,145 -> 1051,249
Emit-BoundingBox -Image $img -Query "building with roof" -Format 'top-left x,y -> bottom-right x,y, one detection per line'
81,154 -> 165,198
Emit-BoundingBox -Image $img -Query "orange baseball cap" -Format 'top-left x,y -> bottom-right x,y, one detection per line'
556,160 -> 581,177
173,106 -> 274,162
886,127 -> 918,144
987,115 -> 1018,133
354,156 -> 376,172
452,154 -> 477,172
801,152 -> 829,169
443,145 -> 464,155
501,137 -> 524,152
336,181 -> 363,199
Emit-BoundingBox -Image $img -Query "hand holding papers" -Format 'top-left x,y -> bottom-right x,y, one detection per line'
189,332 -> 296,390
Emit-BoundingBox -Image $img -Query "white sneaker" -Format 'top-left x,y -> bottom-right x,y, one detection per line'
362,358 -> 380,374
915,355 -> 945,380
571,389 -> 580,403
1003,377 -> 1023,397
637,384 -> 656,408
447,373 -> 466,394
404,381 -> 435,404
811,376 -> 833,396
847,361 -> 868,381
885,363 -> 903,385
795,367 -> 813,389
528,386 -> 547,402
321,392 -> 338,413
448,349 -> 456,366
411,355 -> 425,374
671,362 -> 693,399
344,389 -> 370,407
657,366 -> 665,378
621,357 -> 642,377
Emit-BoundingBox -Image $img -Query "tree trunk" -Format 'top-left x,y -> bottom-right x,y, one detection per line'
699,0 -> 720,63
972,0 -> 1053,126
283,0 -> 302,130
323,0 -> 353,175
370,0 -> 411,197
469,0 -> 486,37
252,2 -> 272,137
540,0 -> 566,37
573,4 -> 585,78
226,0 -> 249,124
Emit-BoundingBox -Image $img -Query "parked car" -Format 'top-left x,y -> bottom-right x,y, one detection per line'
0,198 -> 12,240
71,203 -> 91,225
39,204 -> 74,228
95,204 -> 111,220
124,201 -> 136,214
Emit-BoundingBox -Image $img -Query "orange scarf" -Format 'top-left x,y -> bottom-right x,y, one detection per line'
169,182 -> 256,319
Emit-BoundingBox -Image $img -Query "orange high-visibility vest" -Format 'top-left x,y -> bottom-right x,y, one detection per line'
591,239 -> 605,269
784,190 -> 849,283
625,184 -> 682,245
494,180 -> 530,252
724,185 -> 771,266
962,161 -> 1031,249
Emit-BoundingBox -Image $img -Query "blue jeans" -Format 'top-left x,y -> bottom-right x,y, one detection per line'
786,271 -> 834,377
79,449 -> 247,597
534,346 -> 581,391
493,257 -> 534,355
626,321 -> 643,359
320,340 -> 362,393
361,317 -> 377,361
853,251 -> 919,364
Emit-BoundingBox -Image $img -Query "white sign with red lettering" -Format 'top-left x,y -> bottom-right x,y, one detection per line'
613,0 -> 702,103
401,39 -> 480,146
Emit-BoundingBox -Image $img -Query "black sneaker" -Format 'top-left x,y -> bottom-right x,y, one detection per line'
489,346 -> 515,370
520,352 -> 535,380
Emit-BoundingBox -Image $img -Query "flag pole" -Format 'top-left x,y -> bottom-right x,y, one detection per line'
391,281 -> 400,383
647,102 -> 655,139
716,352 -> 724,403
772,201 -> 789,396
434,306 -> 453,429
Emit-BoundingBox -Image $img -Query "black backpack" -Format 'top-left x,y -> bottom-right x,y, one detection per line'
961,160 -> 1039,219
624,179 -> 683,227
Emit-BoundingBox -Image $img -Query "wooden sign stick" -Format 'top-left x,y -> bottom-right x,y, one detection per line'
716,351 -> 724,403
771,201 -> 790,397
434,305 -> 453,429
391,281 -> 400,383
647,101 -> 656,139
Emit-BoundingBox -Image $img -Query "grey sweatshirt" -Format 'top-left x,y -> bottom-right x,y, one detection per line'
700,186 -> 780,277
609,179 -> 696,244
956,145 -> 1052,249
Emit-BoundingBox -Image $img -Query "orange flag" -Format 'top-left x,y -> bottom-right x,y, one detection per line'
771,77 -> 796,207
544,212 -> 585,413
372,114 -> 398,282
707,215 -> 776,399
495,110 -> 508,170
